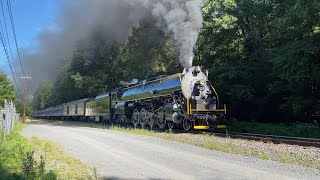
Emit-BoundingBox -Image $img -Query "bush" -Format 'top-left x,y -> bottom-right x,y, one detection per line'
22,151 -> 55,180
0,123 -> 57,179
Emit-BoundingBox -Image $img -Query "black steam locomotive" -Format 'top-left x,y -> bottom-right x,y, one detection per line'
33,66 -> 227,130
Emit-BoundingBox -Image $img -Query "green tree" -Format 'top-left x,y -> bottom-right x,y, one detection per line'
15,99 -> 32,116
197,0 -> 274,121
197,0 -> 319,122
32,83 -> 54,110
269,0 -> 320,121
0,72 -> 15,107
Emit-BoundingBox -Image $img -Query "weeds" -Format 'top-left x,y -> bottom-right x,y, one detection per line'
93,167 -> 98,180
21,151 -> 55,179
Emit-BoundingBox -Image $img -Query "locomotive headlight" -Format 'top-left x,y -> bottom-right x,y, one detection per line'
200,79 -> 205,85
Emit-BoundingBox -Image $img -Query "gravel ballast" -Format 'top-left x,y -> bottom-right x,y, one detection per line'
172,133 -> 320,169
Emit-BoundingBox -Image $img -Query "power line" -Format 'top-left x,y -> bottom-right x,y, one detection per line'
6,0 -> 25,76
0,0 -> 17,86
0,31 -> 18,86
0,0 -> 17,77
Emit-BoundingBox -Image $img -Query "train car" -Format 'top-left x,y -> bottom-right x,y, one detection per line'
47,105 -> 64,119
63,98 -> 88,120
85,93 -> 112,122
32,105 -> 63,119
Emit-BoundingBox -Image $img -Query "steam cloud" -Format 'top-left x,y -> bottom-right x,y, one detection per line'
126,0 -> 203,68
20,0 -> 203,93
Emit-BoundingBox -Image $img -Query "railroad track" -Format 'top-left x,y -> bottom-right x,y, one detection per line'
166,128 -> 320,148
224,132 -> 320,148
189,130 -> 320,148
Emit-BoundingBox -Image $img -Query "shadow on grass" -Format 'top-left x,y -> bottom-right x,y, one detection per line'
29,118 -> 153,131
99,177 -> 168,180
0,163 -> 22,180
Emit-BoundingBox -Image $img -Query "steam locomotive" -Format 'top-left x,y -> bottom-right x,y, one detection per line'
33,66 -> 227,130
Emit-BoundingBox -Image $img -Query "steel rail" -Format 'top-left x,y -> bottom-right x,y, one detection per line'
221,132 -> 320,148
166,129 -> 320,148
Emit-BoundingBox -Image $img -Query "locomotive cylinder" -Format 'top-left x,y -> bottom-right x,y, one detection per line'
172,112 -> 182,124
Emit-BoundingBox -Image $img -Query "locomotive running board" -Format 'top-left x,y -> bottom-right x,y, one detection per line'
217,125 -> 227,129
193,126 -> 209,130
191,104 -> 227,115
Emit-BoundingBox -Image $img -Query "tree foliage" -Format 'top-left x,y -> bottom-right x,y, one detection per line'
0,72 -> 15,108
15,98 -> 32,116
196,0 -> 320,122
269,0 -> 320,120
32,83 -> 54,110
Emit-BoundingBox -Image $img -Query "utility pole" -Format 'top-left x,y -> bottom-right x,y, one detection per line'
20,76 -> 31,122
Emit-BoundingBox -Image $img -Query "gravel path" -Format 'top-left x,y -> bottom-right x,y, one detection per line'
22,120 -> 320,180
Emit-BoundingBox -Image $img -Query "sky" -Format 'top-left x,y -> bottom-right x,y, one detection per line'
0,0 -> 64,76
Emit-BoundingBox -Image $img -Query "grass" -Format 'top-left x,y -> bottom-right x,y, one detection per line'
29,137 -> 95,179
227,118 -> 320,139
0,122 -> 95,179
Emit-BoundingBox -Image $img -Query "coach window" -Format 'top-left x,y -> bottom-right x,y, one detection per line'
75,104 -> 78,115
67,106 -> 69,115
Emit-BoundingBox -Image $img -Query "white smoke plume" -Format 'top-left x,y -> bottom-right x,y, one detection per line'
152,0 -> 203,68
126,0 -> 203,68
19,0 -> 203,94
